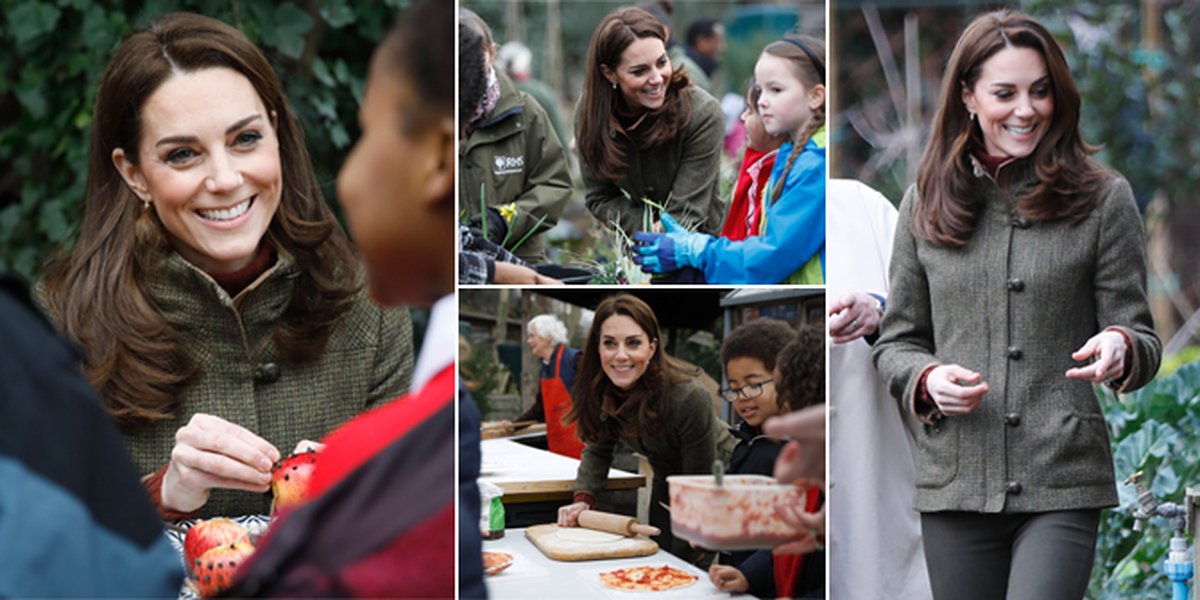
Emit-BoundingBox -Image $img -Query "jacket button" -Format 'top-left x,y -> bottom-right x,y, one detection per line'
254,362 -> 281,384
1007,346 -> 1023,360
1004,413 -> 1021,427
1011,216 -> 1031,229
1007,278 -> 1025,292
1006,481 -> 1023,495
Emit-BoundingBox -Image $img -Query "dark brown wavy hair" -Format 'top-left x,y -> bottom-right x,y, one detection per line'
775,324 -> 824,412
575,6 -> 692,182
41,13 -> 359,429
914,9 -> 1109,247
567,294 -> 692,443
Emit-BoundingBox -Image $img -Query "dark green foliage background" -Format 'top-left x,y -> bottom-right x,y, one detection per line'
0,0 -> 409,280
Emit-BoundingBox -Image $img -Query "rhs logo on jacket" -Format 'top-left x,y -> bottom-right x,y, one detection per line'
493,155 -> 524,176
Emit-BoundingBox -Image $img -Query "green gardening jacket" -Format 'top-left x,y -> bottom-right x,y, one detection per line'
125,251 -> 413,517
460,71 -> 573,263
573,376 -> 735,498
581,85 -> 725,237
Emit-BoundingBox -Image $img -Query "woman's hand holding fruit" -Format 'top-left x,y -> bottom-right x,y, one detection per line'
162,413 -> 281,513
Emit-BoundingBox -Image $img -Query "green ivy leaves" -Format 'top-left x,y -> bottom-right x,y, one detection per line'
8,2 -> 62,46
260,3 -> 313,60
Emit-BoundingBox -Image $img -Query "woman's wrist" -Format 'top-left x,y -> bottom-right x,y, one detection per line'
914,364 -> 946,424
572,491 -> 596,509
143,464 -> 198,520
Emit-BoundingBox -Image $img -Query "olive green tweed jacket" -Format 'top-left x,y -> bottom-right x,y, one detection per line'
574,376 -> 735,496
580,85 -> 726,237
873,160 -> 1161,514
125,251 -> 413,517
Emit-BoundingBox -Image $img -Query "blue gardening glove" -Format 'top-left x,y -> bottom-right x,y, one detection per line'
632,213 -> 709,273
466,207 -> 508,246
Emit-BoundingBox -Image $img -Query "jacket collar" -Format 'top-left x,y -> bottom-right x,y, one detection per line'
605,85 -> 704,142
968,152 -> 1037,194
411,295 -> 455,392
145,247 -> 297,319
600,386 -> 640,423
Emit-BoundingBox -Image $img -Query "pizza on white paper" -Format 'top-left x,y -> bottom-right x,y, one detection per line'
599,565 -> 698,592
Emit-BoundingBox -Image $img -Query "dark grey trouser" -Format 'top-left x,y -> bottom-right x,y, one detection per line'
921,509 -> 1101,600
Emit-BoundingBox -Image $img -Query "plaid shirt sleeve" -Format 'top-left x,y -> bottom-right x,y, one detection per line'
458,250 -> 494,285
463,226 -> 526,264
459,227 -> 528,284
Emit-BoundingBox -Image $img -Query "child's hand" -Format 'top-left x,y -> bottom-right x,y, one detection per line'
708,564 -> 749,592
492,261 -> 563,285
774,502 -> 825,555
632,215 -> 709,274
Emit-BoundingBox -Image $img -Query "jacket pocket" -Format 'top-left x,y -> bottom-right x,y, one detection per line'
1023,380 -> 1114,489
915,420 -> 959,489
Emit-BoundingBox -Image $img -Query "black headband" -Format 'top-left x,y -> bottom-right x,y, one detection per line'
783,38 -> 825,85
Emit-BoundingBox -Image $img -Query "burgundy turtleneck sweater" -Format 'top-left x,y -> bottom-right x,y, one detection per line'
208,244 -> 277,298
974,152 -> 1012,180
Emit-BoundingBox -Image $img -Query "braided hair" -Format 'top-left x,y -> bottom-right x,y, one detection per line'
762,35 -> 825,206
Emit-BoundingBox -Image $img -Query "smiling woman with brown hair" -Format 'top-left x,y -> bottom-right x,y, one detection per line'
38,12 -> 413,519
872,10 -> 1160,599
557,293 -> 734,565
575,6 -> 725,241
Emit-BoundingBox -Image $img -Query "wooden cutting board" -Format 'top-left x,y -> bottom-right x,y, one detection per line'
525,524 -> 659,561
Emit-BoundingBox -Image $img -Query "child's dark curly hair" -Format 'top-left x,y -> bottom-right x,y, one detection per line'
776,324 -> 824,411
720,318 -> 798,375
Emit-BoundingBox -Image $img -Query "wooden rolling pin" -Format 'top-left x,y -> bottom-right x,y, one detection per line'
578,510 -> 661,537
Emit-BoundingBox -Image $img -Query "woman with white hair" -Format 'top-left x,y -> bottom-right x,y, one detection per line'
504,314 -> 585,458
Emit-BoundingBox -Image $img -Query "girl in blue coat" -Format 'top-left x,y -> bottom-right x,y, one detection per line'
634,36 -> 826,284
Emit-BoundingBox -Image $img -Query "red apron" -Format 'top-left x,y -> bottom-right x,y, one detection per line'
542,345 -> 584,459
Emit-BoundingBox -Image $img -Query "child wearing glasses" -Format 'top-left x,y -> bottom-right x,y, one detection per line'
710,319 -> 825,598
720,318 -> 796,476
